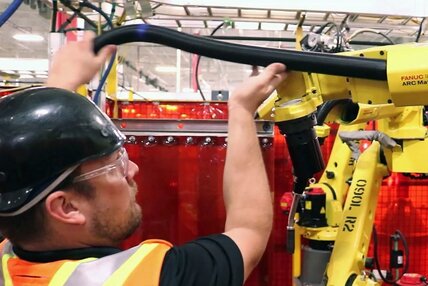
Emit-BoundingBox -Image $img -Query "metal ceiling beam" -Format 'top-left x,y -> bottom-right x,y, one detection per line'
323,13 -> 330,21
183,5 -> 190,16
377,16 -> 387,23
149,15 -> 420,32
151,0 -> 428,17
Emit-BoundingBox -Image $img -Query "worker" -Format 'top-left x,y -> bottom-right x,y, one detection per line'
0,31 -> 287,285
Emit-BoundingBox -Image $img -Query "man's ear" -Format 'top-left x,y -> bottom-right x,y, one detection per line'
45,191 -> 86,225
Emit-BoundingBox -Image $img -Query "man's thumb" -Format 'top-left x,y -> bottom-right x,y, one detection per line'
97,45 -> 117,63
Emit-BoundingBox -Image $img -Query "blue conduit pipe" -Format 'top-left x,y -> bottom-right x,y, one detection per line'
0,0 -> 23,28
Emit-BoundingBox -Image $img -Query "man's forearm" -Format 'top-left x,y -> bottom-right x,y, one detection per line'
222,63 -> 286,280
223,106 -> 273,237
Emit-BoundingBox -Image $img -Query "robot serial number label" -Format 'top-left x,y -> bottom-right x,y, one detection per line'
343,216 -> 357,232
343,179 -> 367,232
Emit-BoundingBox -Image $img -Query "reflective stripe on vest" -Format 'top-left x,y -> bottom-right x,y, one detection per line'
1,240 -> 14,286
2,253 -> 13,286
50,258 -> 97,285
0,239 -> 171,286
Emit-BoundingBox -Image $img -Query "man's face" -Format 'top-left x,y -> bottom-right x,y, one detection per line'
77,148 -> 142,246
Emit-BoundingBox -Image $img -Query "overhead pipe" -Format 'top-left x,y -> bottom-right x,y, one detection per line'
209,35 -> 392,47
94,24 -> 387,81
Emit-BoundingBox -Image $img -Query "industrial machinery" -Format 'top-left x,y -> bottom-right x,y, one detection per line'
256,43 -> 427,286
94,24 -> 428,285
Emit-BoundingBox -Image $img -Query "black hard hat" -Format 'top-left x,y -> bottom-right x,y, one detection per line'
0,87 -> 125,216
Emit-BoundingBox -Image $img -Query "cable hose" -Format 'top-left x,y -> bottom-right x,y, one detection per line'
0,0 -> 23,28
316,99 -> 352,126
94,24 -> 387,81
195,22 -> 225,101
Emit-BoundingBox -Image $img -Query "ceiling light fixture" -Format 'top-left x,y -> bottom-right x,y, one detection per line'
19,74 -> 35,79
234,21 -> 259,30
0,58 -> 48,72
260,23 -> 285,31
155,66 -> 177,73
13,34 -> 44,42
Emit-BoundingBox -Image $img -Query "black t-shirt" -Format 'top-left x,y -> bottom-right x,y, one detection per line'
160,234 -> 244,286
12,233 -> 244,285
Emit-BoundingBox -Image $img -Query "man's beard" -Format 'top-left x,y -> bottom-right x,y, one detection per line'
91,180 -> 142,246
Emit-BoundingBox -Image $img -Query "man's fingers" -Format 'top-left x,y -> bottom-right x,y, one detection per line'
266,73 -> 286,93
258,63 -> 287,84
264,63 -> 286,76
270,71 -> 288,87
262,64 -> 287,95
79,31 -> 96,51
82,31 -> 96,42
96,45 -> 116,63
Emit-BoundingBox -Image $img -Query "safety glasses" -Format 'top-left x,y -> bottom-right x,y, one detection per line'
72,148 -> 129,183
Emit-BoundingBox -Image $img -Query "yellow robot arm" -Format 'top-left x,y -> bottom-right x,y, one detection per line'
258,43 -> 428,286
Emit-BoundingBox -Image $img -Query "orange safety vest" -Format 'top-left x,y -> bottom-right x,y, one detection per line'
0,239 -> 172,286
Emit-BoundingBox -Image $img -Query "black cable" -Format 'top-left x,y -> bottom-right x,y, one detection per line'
351,30 -> 394,45
316,99 -> 352,125
94,24 -> 388,81
416,18 -> 426,42
51,0 -> 58,32
194,22 -> 224,101
58,1 -> 114,32
315,22 -> 337,34
395,229 -> 410,276
373,226 -> 409,284
338,16 -> 350,52
59,0 -> 97,29
63,27 -> 85,33
335,26 -> 341,52
101,3 -> 116,30
58,11 -> 78,32
340,15 -> 350,31
377,32 -> 395,45
208,35 -> 390,46
80,0 -> 113,30
373,226 -> 391,283
317,22 -> 341,53
59,1 -> 114,33
326,23 -> 341,53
